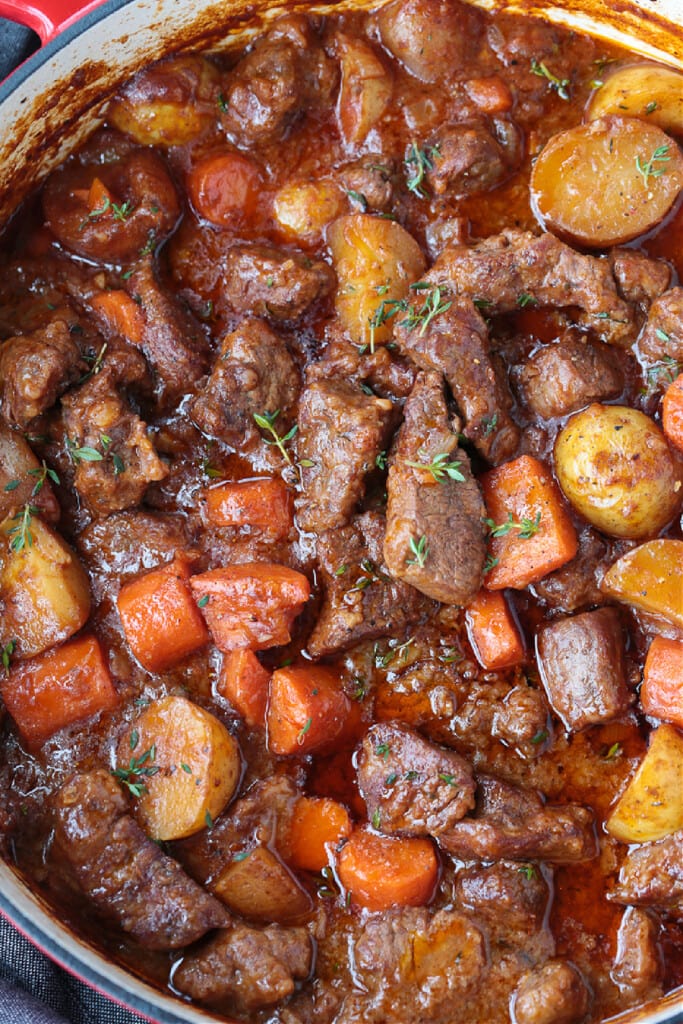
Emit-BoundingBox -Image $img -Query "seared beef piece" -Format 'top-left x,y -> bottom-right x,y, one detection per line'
609,249 -> 671,308
173,921 -> 313,1011
438,775 -> 597,863
637,286 -> 683,364
536,608 -> 630,733
122,257 -> 210,406
612,907 -> 662,997
357,722 -> 475,836
376,0 -> 483,83
394,300 -> 519,463
532,527 -> 610,613
190,317 -> 298,446
221,244 -> 334,321
454,860 -> 550,935
61,346 -> 167,517
487,13 -> 560,68
352,907 -> 486,1021
429,230 -> 635,346
517,330 -> 624,420
491,684 -> 549,748
307,337 -> 416,401
338,156 -> 395,212
511,960 -> 592,1024
383,372 -> 487,604
279,979 -> 342,1024
220,17 -> 336,146
296,380 -> 393,533
307,512 -> 434,658
0,319 -> 83,427
609,830 -> 683,919
425,118 -> 522,197
53,770 -> 229,949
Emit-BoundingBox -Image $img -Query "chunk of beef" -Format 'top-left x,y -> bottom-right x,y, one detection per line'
173,921 -> 312,1011
487,13 -> 560,69
0,319 -> 83,427
536,608 -> 630,733
454,860 -> 550,935
307,512 -> 435,658
491,684 -> 549,749
60,346 -> 167,517
426,118 -> 522,197
353,907 -> 486,1021
122,256 -> 211,406
338,156 -> 395,212
611,907 -> 662,997
609,830 -> 683,919
190,317 -> 298,446
296,379 -> 393,533
357,722 -> 475,836
383,372 -> 487,604
376,0 -> 483,83
394,299 -> 519,463
532,528 -> 610,613
637,286 -> 683,365
429,230 -> 635,346
307,336 -> 415,401
609,249 -> 671,308
53,770 -> 229,949
511,960 -> 591,1024
438,775 -> 597,863
517,330 -> 624,420
221,244 -> 334,321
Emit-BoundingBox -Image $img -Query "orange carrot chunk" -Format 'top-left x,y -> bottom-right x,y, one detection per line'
337,828 -> 439,911
0,634 -> 118,750
90,290 -> 146,345
480,455 -> 578,590
267,664 -> 351,756
87,176 -> 116,213
641,636 -> 683,729
187,152 -> 262,227
189,564 -> 310,652
282,796 -> 352,872
117,557 -> 210,673
217,648 -> 271,728
663,373 -> 683,453
205,478 -> 293,540
465,588 -> 525,670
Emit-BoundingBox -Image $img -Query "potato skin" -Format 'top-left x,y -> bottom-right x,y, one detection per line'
606,724 -> 683,843
554,403 -> 683,539
587,63 -> 683,139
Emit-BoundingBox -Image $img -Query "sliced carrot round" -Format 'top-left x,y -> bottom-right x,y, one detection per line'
337,827 -> 438,911
187,151 -> 262,226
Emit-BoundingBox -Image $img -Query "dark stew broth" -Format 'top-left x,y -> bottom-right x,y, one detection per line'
0,2 -> 683,1022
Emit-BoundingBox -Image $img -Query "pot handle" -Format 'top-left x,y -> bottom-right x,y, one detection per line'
0,0 -> 106,44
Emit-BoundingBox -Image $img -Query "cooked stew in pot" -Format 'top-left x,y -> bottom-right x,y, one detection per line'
1,2 -> 683,1021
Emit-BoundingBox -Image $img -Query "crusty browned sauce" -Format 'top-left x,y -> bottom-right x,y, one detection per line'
0,2 -> 682,1023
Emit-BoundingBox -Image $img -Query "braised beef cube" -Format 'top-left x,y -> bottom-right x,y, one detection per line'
53,770 -> 229,949
173,921 -> 312,1011
609,249 -> 671,308
511,960 -> 592,1024
356,722 -> 475,836
60,346 -> 167,517
637,286 -> 683,366
438,775 -> 597,863
296,379 -> 393,533
454,860 -> 550,935
190,317 -> 298,447
532,528 -> 610,613
612,906 -> 662,997
0,319 -> 83,427
221,244 -> 334,321
307,336 -> 416,401
491,685 -> 549,748
425,118 -> 522,197
383,372 -> 487,605
123,256 -> 210,407
536,608 -> 630,732
307,512 -> 435,658
77,511 -> 189,593
517,330 -> 624,420
609,830 -> 683,919
338,156 -> 395,212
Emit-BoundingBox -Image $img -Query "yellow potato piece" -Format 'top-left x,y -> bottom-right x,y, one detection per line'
600,539 -> 683,629
554,404 -> 683,539
0,514 -> 90,658
212,845 -> 312,923
606,724 -> 683,843
588,63 -> 683,138
328,213 -> 426,347
336,33 -> 393,146
274,180 -> 345,244
530,115 -> 683,246
119,695 -> 241,841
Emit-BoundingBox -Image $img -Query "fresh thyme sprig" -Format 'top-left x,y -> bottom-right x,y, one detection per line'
253,410 -> 297,464
404,450 -> 465,483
